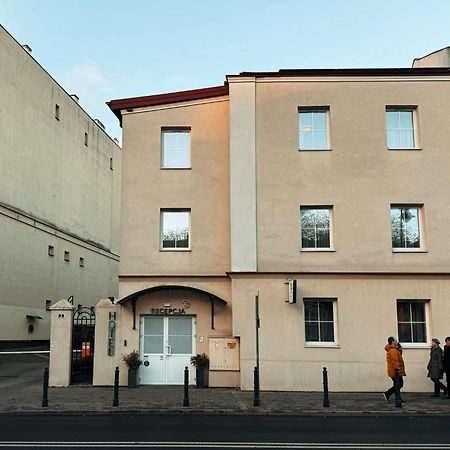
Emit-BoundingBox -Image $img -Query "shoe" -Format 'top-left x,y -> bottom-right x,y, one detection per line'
382,392 -> 390,403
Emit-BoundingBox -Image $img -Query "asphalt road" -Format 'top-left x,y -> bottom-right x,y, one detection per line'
0,414 -> 450,449
0,353 -> 48,393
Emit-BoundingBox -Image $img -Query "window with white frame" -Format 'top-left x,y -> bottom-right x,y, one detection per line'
161,129 -> 190,168
300,207 -> 332,249
304,299 -> 337,344
299,109 -> 330,150
397,300 -> 427,344
160,209 -> 190,250
386,108 -> 417,149
391,206 -> 422,250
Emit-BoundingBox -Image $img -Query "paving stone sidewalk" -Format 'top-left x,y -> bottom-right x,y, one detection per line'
1,354 -> 449,416
1,384 -> 450,415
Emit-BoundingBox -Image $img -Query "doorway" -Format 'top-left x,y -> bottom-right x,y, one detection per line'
140,315 -> 195,384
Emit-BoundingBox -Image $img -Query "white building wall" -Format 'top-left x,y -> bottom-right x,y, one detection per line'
0,25 -> 121,342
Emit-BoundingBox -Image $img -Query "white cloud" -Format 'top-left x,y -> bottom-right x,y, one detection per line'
57,62 -> 122,142
59,62 -> 113,100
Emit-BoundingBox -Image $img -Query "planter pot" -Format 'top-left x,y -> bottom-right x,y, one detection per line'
196,367 -> 206,389
128,367 -> 138,388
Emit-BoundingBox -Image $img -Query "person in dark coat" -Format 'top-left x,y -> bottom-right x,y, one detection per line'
427,338 -> 448,397
444,337 -> 450,399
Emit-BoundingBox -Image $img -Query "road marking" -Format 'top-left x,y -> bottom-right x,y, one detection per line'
1,443 -> 450,449
0,351 -> 50,355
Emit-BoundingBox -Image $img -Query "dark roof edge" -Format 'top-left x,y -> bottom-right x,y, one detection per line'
230,67 -> 450,78
107,84 -> 229,124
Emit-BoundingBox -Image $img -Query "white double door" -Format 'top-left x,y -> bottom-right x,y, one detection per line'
140,315 -> 195,385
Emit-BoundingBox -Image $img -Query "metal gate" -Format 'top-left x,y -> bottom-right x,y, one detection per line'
71,306 -> 95,384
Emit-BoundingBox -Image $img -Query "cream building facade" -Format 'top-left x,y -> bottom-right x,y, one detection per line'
105,49 -> 450,391
0,25 -> 121,344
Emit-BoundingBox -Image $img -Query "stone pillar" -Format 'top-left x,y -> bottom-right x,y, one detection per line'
49,299 -> 75,387
93,298 -> 120,386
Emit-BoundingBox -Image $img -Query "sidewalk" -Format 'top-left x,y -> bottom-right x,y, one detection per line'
1,383 -> 450,416
1,353 -> 449,416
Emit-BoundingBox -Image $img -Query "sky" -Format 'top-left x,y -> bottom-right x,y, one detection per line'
1,0 -> 450,143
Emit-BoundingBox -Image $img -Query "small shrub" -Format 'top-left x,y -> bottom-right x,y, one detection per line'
190,353 -> 209,368
122,350 -> 142,369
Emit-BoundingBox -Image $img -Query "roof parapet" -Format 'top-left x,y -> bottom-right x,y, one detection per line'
413,46 -> 450,68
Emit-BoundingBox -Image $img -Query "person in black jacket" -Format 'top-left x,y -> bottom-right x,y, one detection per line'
428,338 -> 448,397
444,337 -> 450,399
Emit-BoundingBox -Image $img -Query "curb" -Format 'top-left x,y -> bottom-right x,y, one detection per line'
1,408 -> 449,417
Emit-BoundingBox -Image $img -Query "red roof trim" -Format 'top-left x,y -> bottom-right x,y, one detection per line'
107,85 -> 229,124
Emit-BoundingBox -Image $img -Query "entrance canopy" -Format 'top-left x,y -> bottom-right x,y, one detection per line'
118,285 -> 227,330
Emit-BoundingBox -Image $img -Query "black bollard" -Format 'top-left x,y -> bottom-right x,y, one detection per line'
183,366 -> 189,407
113,366 -> 119,407
394,369 -> 402,408
253,366 -> 260,406
322,367 -> 330,407
41,367 -> 49,407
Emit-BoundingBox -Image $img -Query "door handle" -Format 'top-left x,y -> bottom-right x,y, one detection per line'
166,344 -> 172,355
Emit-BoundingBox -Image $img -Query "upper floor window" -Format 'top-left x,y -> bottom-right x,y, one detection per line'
304,298 -> 337,345
391,206 -> 422,250
160,209 -> 190,250
299,108 -> 330,150
300,206 -> 333,250
55,104 -> 60,121
161,128 -> 190,168
386,107 -> 418,149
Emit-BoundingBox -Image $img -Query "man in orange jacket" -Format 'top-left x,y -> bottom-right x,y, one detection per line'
383,336 -> 406,403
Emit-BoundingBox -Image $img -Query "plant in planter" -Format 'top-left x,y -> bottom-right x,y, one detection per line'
122,350 -> 142,388
190,353 -> 209,388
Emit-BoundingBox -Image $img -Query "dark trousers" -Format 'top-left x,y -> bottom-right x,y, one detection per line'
386,376 -> 404,397
432,378 -> 447,395
446,370 -> 450,394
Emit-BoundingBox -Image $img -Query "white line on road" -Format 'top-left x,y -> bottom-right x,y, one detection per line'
0,351 -> 50,355
1,442 -> 450,449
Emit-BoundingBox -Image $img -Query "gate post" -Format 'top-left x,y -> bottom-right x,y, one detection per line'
93,298 -> 119,386
49,299 -> 75,387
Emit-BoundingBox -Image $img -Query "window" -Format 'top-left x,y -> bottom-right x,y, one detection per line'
299,109 -> 329,150
48,245 -> 55,256
161,129 -> 190,168
84,132 -> 88,147
391,206 -> 422,250
386,108 -> 417,149
304,299 -> 337,345
110,157 -> 113,171
397,300 -> 428,344
45,300 -> 52,311
64,251 -> 70,262
79,257 -> 84,267
160,209 -> 190,250
300,207 -> 332,250
55,104 -> 60,121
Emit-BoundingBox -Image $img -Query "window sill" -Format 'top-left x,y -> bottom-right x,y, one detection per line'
392,249 -> 427,253
301,248 -> 335,252
159,248 -> 191,252
305,343 -> 340,348
299,148 -> 332,152
398,343 -> 430,349
388,148 -> 422,151
160,167 -> 192,170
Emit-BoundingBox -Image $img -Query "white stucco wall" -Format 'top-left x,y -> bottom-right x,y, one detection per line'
0,25 -> 121,341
